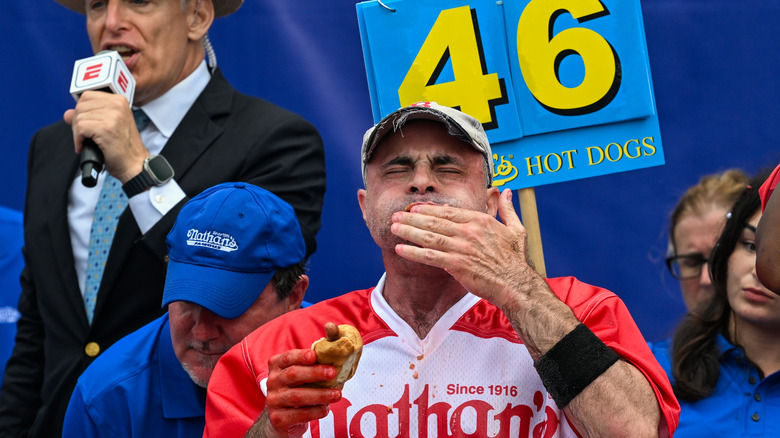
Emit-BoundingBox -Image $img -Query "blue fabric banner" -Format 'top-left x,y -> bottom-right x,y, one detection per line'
1,0 -> 778,343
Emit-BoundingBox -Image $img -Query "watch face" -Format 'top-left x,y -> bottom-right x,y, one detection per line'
147,155 -> 175,183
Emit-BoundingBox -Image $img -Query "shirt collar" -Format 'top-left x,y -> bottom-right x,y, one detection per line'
135,61 -> 211,138
158,315 -> 206,419
716,333 -> 743,360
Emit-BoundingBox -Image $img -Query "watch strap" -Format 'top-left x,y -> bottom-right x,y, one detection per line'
122,169 -> 156,198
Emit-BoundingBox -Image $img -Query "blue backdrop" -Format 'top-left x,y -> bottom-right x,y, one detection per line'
1,0 -> 778,342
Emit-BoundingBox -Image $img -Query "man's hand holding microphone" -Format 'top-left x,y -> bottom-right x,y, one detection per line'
65,51 -> 147,187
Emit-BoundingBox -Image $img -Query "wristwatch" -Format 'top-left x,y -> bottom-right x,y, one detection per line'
122,155 -> 175,198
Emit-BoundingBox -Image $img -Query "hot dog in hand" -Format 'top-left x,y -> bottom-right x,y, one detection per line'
309,322 -> 363,389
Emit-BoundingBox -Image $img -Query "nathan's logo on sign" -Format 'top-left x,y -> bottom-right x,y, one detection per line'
491,135 -> 658,187
313,384 -> 560,437
186,229 -> 238,252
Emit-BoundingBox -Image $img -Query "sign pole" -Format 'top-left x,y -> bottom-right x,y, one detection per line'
517,188 -> 546,278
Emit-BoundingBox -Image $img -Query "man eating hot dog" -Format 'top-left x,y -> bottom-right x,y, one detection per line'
204,102 -> 680,438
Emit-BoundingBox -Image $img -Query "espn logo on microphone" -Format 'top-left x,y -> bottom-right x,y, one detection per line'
70,51 -> 135,104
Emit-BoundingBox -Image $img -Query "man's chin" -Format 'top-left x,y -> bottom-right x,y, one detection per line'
182,362 -> 211,388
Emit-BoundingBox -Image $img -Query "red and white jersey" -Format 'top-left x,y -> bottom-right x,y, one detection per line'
205,275 -> 679,438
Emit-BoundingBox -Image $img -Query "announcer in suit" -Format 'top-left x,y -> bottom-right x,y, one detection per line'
0,0 -> 326,437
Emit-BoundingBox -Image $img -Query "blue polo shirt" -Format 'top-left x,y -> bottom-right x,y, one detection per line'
62,314 -> 206,437
651,335 -> 780,437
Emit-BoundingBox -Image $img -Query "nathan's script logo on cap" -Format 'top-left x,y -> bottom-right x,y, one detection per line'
186,229 -> 238,252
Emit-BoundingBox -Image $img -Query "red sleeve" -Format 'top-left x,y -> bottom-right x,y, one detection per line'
204,339 -> 266,438
546,277 -> 681,437
204,289 -> 381,437
760,163 -> 780,212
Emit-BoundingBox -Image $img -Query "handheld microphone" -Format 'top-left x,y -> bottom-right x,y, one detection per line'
69,51 -> 136,187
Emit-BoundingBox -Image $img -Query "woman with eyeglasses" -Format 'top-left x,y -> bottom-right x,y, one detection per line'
651,170 -> 746,360
653,172 -> 780,436
650,170 -> 747,368
665,169 -> 749,314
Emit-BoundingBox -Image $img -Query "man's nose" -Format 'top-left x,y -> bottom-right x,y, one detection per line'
409,168 -> 436,193
191,308 -> 221,341
104,2 -> 129,33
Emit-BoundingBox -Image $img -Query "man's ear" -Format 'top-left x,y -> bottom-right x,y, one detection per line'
286,274 -> 309,311
486,186 -> 500,217
357,189 -> 368,222
188,0 -> 215,42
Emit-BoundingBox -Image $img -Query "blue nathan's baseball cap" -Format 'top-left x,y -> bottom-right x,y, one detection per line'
162,182 -> 305,319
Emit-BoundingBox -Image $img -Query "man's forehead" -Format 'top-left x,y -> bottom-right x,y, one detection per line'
374,121 -> 472,152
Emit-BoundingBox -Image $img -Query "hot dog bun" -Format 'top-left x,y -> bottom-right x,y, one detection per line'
310,322 -> 363,389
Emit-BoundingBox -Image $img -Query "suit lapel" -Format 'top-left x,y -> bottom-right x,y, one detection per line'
47,134 -> 90,325
160,69 -> 231,179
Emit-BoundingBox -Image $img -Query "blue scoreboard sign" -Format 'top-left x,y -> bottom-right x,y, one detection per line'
357,0 -> 664,189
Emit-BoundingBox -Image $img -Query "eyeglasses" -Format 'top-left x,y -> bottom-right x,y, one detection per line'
665,253 -> 710,280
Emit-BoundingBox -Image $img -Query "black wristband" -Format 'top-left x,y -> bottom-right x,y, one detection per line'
533,323 -> 619,408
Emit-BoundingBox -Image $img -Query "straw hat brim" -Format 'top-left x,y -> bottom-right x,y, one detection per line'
54,0 -> 242,18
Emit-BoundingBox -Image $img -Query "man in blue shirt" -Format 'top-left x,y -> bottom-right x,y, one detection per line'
61,182 -> 309,437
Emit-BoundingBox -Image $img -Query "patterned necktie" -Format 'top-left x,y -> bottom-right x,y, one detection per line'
132,108 -> 151,131
82,109 -> 149,323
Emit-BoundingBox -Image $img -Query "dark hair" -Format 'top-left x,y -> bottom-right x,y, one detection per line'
670,171 -> 767,401
271,261 -> 307,300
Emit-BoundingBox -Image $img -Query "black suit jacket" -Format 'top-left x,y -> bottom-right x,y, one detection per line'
0,69 -> 326,437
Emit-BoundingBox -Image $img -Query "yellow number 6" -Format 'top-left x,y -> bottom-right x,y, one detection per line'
517,0 -> 620,115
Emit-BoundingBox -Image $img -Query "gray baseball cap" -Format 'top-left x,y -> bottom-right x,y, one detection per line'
361,102 -> 493,187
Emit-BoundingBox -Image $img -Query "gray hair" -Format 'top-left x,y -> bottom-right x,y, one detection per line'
181,0 -> 218,69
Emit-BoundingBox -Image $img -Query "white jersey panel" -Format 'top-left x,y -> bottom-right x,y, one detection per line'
315,331 -> 577,437
292,278 -> 577,438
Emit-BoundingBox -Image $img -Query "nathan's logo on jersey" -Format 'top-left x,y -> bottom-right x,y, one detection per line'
313,384 -> 560,438
186,229 -> 238,252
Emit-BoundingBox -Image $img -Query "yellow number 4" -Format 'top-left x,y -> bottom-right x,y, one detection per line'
398,6 -> 507,129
